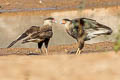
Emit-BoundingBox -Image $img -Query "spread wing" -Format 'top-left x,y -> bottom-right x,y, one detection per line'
7,26 -> 39,48
72,18 -> 103,29
22,25 -> 53,43
71,18 -> 112,40
72,18 -> 112,35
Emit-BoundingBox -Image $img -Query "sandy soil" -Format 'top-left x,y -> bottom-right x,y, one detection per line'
0,51 -> 119,80
0,41 -> 119,80
0,41 -> 115,55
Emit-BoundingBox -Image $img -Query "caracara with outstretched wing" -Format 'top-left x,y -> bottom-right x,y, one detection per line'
7,17 -> 56,54
61,18 -> 112,55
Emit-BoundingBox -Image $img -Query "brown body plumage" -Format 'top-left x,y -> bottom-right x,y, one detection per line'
7,17 -> 56,54
61,18 -> 112,55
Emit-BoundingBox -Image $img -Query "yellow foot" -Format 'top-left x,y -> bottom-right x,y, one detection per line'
45,48 -> 48,55
76,48 -> 82,55
35,49 -> 43,54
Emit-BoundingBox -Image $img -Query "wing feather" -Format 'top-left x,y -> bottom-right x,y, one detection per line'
22,25 -> 53,44
7,26 -> 39,48
72,18 -> 112,35
71,18 -> 112,40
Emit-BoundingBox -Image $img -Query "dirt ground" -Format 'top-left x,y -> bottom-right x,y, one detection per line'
0,49 -> 119,80
0,41 -> 115,55
0,42 -> 119,80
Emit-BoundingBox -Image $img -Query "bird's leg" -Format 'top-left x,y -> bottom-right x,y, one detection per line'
76,48 -> 82,55
76,48 -> 79,55
76,39 -> 85,55
37,42 -> 43,54
45,48 -> 48,55
44,39 -> 50,55
39,49 -> 43,53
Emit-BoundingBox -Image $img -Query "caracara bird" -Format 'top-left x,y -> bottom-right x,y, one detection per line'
7,17 -> 56,54
61,18 -> 112,55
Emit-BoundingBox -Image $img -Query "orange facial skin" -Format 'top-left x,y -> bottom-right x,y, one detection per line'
61,20 -> 66,24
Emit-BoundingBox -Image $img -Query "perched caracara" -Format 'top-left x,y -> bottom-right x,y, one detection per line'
61,18 -> 112,55
7,17 -> 56,54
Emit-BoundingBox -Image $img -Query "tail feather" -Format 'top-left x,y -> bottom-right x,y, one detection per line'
105,27 -> 112,35
7,33 -> 28,48
86,23 -> 113,41
7,40 -> 18,48
16,33 -> 28,41
97,23 -> 113,35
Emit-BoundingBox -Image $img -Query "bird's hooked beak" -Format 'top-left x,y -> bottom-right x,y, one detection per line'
52,19 -> 57,23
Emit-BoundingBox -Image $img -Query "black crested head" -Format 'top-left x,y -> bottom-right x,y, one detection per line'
61,19 -> 72,24
44,17 -> 55,20
62,19 -> 71,21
